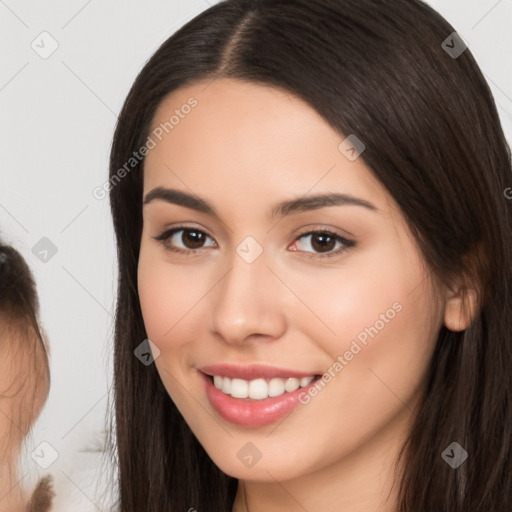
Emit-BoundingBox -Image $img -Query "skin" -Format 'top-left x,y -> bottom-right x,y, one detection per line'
138,78 -> 477,512
0,319 -> 49,512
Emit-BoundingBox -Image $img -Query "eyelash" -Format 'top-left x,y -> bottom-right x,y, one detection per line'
153,226 -> 356,260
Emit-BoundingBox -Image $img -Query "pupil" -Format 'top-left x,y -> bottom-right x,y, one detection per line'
312,233 -> 335,253
183,230 -> 204,248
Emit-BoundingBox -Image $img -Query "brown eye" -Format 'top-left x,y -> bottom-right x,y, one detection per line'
180,229 -> 207,249
292,229 -> 355,259
154,227 -> 216,253
310,233 -> 337,253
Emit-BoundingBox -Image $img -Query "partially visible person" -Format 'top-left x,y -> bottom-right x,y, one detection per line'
0,241 -> 54,512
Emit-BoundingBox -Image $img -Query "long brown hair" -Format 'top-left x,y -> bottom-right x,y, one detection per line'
108,0 -> 512,510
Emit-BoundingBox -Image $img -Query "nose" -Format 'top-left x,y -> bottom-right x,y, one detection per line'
209,247 -> 287,345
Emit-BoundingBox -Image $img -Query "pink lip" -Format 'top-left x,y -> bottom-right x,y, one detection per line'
198,365 -> 321,428
199,363 -> 317,380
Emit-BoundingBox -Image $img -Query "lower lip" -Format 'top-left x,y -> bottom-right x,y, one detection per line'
200,372 -> 319,428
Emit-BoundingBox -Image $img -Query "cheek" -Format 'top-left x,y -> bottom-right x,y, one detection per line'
291,240 -> 441,402
137,240 -> 208,345
284,242 -> 426,342
271,254 -> 441,474
137,244 -> 204,415
137,257 -> 173,341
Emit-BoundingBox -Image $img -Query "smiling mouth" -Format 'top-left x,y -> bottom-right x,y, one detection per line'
199,367 -> 325,427
207,374 -> 322,400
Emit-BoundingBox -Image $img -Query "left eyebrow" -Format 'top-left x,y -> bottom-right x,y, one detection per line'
142,186 -> 379,219
271,192 -> 378,218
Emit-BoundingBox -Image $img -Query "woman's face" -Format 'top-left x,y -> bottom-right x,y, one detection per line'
138,78 -> 448,482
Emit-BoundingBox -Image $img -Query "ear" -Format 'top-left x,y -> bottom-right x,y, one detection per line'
443,279 -> 479,332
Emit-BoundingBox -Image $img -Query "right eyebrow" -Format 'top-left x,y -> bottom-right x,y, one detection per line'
143,186 -> 217,216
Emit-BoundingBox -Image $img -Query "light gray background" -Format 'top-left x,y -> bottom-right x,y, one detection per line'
1,1 -> 511,510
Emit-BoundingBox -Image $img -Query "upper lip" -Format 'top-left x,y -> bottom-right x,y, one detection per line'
199,364 -> 319,380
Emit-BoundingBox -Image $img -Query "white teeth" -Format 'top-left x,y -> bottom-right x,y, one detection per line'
248,378 -> 268,400
231,378 -> 248,398
268,378 -> 285,397
284,377 -> 300,392
300,376 -> 314,387
221,377 -> 231,395
212,375 -> 317,400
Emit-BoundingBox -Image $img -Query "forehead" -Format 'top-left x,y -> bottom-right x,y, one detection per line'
148,78 -> 336,165
144,78 -> 392,215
